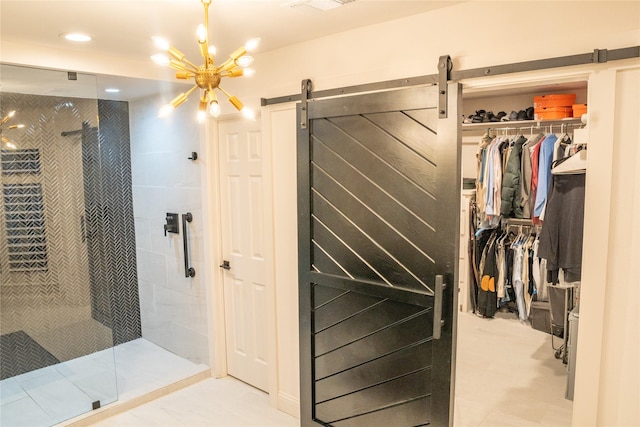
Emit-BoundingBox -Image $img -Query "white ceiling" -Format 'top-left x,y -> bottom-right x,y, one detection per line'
1,0 -> 462,100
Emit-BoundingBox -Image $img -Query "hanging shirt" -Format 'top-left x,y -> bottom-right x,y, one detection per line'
485,137 -> 503,216
534,133 -> 559,218
476,133 -> 493,213
530,137 -> 545,223
520,133 -> 544,219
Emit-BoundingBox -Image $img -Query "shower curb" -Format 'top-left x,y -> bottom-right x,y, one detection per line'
59,369 -> 211,426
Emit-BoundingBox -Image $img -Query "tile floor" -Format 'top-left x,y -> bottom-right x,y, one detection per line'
0,338 -> 208,427
86,312 -> 574,427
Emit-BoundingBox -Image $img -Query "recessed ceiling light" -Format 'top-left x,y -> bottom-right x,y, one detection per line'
105,88 -> 120,93
60,32 -> 92,42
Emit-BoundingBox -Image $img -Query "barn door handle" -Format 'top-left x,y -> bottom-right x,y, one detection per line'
433,275 -> 446,340
182,213 -> 196,278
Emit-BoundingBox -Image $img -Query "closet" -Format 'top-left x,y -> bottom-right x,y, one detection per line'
458,79 -> 588,400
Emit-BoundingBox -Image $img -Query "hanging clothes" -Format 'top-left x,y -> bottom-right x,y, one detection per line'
501,135 -> 527,218
470,128 -> 584,326
475,133 -> 493,214
520,133 -> 544,219
537,172 -> 586,283
477,228 -> 499,318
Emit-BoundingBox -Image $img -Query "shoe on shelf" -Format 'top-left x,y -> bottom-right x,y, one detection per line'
526,106 -> 534,120
517,110 -> 527,121
469,109 -> 486,123
508,110 -> 519,121
483,111 -> 496,122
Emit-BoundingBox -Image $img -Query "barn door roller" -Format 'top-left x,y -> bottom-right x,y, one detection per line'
438,55 -> 452,119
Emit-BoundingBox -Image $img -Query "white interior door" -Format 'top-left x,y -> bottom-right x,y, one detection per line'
218,117 -> 269,392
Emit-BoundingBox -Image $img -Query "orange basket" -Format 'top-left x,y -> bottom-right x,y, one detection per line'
572,104 -> 587,117
534,106 -> 573,121
533,94 -> 576,109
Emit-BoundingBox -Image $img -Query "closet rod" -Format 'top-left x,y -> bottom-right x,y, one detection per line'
462,121 -> 585,132
503,218 -> 536,227
261,45 -> 639,106
463,120 -> 585,132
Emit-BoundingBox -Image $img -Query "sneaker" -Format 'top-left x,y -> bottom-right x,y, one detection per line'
526,107 -> 534,120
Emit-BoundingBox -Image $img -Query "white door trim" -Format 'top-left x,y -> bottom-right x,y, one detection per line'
202,117 -> 228,378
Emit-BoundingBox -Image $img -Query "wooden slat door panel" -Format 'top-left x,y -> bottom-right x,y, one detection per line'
298,84 -> 461,426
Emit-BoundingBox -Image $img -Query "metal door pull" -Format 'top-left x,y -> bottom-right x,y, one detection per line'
182,212 -> 196,278
433,274 -> 446,339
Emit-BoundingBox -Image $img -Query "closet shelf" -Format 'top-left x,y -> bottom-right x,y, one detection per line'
462,117 -> 583,132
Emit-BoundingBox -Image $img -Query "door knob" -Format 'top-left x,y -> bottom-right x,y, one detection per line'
220,260 -> 231,270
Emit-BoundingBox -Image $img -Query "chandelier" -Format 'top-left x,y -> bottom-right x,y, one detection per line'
151,0 -> 259,122
1,110 -> 25,150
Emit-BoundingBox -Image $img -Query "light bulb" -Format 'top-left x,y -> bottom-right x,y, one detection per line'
8,111 -> 16,118
208,101 -> 221,118
208,45 -> 217,56
241,107 -> 256,121
197,110 -> 207,123
236,56 -> 254,68
197,24 -> 207,43
62,33 -> 92,42
158,104 -> 174,118
245,38 -> 261,52
151,54 -> 170,66
243,68 -> 256,77
152,36 -> 170,51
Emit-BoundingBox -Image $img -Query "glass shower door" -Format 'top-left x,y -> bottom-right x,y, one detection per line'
0,65 -> 119,426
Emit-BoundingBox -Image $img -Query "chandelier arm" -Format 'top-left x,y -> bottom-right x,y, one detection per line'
203,1 -> 210,45
182,57 -> 200,70
216,85 -> 232,99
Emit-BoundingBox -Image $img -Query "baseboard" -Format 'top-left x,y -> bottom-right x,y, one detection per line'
61,369 -> 211,426
278,391 -> 300,419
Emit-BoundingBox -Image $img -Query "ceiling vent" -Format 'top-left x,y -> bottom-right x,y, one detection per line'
284,0 -> 355,12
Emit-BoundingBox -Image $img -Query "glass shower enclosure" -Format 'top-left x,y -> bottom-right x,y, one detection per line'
0,64 -> 138,426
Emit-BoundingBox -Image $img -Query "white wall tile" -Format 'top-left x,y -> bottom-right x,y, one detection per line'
130,95 -> 209,366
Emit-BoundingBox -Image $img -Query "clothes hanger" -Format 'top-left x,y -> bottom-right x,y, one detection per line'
552,148 -> 587,175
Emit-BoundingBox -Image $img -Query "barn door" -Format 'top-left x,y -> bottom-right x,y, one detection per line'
298,83 -> 461,426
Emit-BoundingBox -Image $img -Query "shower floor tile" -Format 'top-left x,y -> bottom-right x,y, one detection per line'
0,338 -> 208,427
1,395 -> 53,427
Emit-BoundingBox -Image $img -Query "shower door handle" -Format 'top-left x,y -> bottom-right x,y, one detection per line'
182,212 -> 196,278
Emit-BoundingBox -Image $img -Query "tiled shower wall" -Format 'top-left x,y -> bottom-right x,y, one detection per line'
129,94 -> 209,365
94,99 -> 141,345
